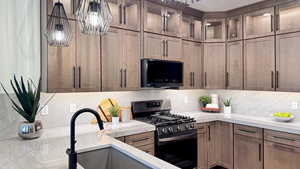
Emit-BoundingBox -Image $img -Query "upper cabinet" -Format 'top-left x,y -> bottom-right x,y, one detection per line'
181,15 -> 202,41
108,0 -> 140,31
204,18 -> 226,42
48,0 -> 76,19
144,1 -> 181,37
244,7 -> 275,39
227,16 -> 243,41
277,1 -> 300,34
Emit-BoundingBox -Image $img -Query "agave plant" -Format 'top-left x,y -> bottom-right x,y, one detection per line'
1,76 -> 53,123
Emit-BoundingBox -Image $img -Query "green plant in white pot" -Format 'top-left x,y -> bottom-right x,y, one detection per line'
1,76 -> 53,139
223,98 -> 232,115
109,105 -> 120,128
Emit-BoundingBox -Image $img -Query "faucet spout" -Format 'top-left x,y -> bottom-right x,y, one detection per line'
66,108 -> 104,169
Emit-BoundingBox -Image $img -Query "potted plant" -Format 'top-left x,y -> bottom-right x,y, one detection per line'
1,76 -> 53,139
223,98 -> 232,114
109,105 -> 120,127
199,96 -> 211,108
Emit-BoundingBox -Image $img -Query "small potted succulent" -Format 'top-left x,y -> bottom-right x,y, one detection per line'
199,96 -> 211,108
223,98 -> 232,114
109,105 -> 120,127
1,76 -> 53,139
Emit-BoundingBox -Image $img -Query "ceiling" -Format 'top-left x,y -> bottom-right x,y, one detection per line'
187,0 -> 265,12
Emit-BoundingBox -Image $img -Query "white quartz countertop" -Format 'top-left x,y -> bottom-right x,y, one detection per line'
2,113 -> 300,169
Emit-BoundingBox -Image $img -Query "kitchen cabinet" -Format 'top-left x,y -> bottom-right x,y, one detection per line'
244,36 -> 275,91
207,122 -> 220,168
219,122 -> 233,169
48,21 -> 101,92
226,41 -> 243,90
182,15 -> 202,41
47,0 -> 76,19
234,125 -> 263,169
197,124 -> 208,169
277,1 -> 300,34
144,1 -> 180,37
144,32 -> 182,61
102,28 -> 140,91
244,7 -> 275,39
204,18 -> 226,42
276,32 -> 300,92
203,43 -> 226,89
227,16 -> 243,41
125,132 -> 155,155
183,41 -> 202,89
107,0 -> 122,28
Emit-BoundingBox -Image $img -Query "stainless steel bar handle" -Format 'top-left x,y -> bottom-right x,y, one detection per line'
78,66 -> 81,88
119,5 -> 122,24
124,69 -> 127,88
120,69 -> 123,88
123,5 -> 126,25
258,143 -> 262,162
190,72 -> 193,87
192,72 -> 195,87
73,67 -> 76,88
271,71 -> 274,89
166,40 -> 168,57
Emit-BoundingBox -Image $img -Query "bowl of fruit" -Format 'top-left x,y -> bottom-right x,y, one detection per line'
272,112 -> 295,122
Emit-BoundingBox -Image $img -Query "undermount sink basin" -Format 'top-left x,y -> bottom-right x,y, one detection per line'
77,146 -> 152,169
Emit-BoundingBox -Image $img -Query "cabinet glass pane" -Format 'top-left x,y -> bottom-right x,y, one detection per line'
228,17 -> 242,40
182,16 -> 202,40
108,0 -> 121,26
205,21 -> 223,40
165,8 -> 180,36
145,2 -> 163,33
182,15 -> 191,39
194,19 -> 202,40
244,8 -> 274,38
279,3 -> 300,33
123,0 -> 140,30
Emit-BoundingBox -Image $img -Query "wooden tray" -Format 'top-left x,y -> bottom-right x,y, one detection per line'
201,107 -> 220,113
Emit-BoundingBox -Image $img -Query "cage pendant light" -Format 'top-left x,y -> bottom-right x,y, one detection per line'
75,0 -> 112,35
46,1 -> 72,47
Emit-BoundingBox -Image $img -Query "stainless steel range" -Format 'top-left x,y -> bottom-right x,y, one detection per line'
132,100 -> 197,169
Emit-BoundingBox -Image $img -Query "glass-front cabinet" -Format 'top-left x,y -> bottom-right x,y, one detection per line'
277,1 -> 300,34
182,15 -> 202,41
227,16 -> 242,41
144,1 -> 180,37
204,18 -> 226,42
244,7 -> 275,39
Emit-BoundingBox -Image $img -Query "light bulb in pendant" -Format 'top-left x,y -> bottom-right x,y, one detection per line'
86,1 -> 104,27
53,24 -> 65,42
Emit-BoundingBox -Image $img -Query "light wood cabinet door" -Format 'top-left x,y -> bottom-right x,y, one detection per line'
183,41 -> 202,89
122,30 -> 140,90
182,15 -> 202,41
76,25 -> 101,92
101,28 -> 123,91
204,18 -> 226,42
197,126 -> 208,169
48,21 -> 76,92
204,43 -> 226,89
164,7 -> 181,37
244,36 -> 275,91
207,122 -> 221,168
277,1 -> 300,34
226,41 -> 243,90
276,32 -> 300,92
144,1 -> 164,34
264,141 -> 300,169
48,0 -> 75,19
227,16 -> 243,41
108,0 -> 122,28
219,122 -> 233,169
121,0 -> 140,31
165,37 -> 182,61
234,134 -> 263,169
144,33 -> 164,60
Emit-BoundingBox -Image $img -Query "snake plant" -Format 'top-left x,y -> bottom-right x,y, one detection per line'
1,76 -> 52,123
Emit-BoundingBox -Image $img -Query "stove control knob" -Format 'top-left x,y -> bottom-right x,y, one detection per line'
185,124 -> 190,129
161,128 -> 167,134
168,127 -> 173,133
190,124 -> 194,129
177,126 -> 181,131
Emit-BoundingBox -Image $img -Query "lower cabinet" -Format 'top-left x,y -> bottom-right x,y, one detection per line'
197,124 -> 208,169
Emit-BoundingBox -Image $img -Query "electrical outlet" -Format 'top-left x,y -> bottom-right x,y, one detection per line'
40,105 -> 49,116
291,102 -> 298,110
70,104 -> 77,113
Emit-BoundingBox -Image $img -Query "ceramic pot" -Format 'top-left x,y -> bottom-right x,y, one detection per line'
18,120 -> 43,139
112,117 -> 119,127
224,106 -> 232,114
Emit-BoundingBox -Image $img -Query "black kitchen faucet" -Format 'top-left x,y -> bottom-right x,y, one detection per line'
66,108 -> 104,169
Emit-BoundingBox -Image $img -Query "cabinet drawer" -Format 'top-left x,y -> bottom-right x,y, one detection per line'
265,129 -> 300,147
125,132 -> 154,147
137,144 -> 155,155
115,137 -> 125,142
234,124 -> 262,139
197,123 -> 208,134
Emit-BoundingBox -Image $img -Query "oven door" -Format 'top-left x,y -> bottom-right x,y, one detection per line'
156,130 -> 197,169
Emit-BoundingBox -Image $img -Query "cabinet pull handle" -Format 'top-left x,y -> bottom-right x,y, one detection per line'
238,129 -> 256,134
124,69 -> 127,88
131,137 -> 150,143
120,69 -> 123,88
166,40 -> 168,57
226,72 -> 229,88
204,72 -> 207,87
273,143 -> 295,152
226,24 -> 229,40
190,23 -> 195,38
73,67 -> 76,88
162,15 -> 165,32
272,136 -> 296,142
162,40 -> 165,57
208,125 -> 211,141
119,5 -> 122,24
190,72 -> 193,87
276,14 -> 280,31
123,5 -> 126,25
78,66 -> 81,88
271,15 -> 274,32
258,143 -> 262,162
192,72 -> 195,87
271,71 -> 274,88
276,71 -> 279,89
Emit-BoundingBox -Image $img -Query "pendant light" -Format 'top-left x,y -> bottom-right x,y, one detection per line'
46,1 -> 72,47
75,0 -> 112,35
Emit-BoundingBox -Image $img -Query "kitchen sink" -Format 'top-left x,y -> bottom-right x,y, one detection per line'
77,146 -> 152,169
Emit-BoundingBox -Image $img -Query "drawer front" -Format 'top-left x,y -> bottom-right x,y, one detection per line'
137,144 -> 155,155
197,123 -> 208,134
234,124 -> 263,139
125,132 -> 154,147
264,141 -> 300,169
265,129 -> 300,147
115,137 -> 125,142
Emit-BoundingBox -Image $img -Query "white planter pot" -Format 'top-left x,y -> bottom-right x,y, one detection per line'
18,120 -> 43,139
112,117 -> 119,128
224,106 -> 232,114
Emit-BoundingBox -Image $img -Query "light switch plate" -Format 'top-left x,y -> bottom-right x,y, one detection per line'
70,104 -> 77,113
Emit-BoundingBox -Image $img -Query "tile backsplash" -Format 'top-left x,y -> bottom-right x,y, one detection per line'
2,89 -> 300,140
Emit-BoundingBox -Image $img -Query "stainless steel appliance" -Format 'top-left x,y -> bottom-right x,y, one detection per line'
141,59 -> 183,88
132,100 -> 197,169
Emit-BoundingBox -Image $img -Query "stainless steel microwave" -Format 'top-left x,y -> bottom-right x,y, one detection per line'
141,59 -> 183,88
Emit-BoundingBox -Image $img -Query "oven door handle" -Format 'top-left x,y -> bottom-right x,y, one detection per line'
158,132 -> 197,144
